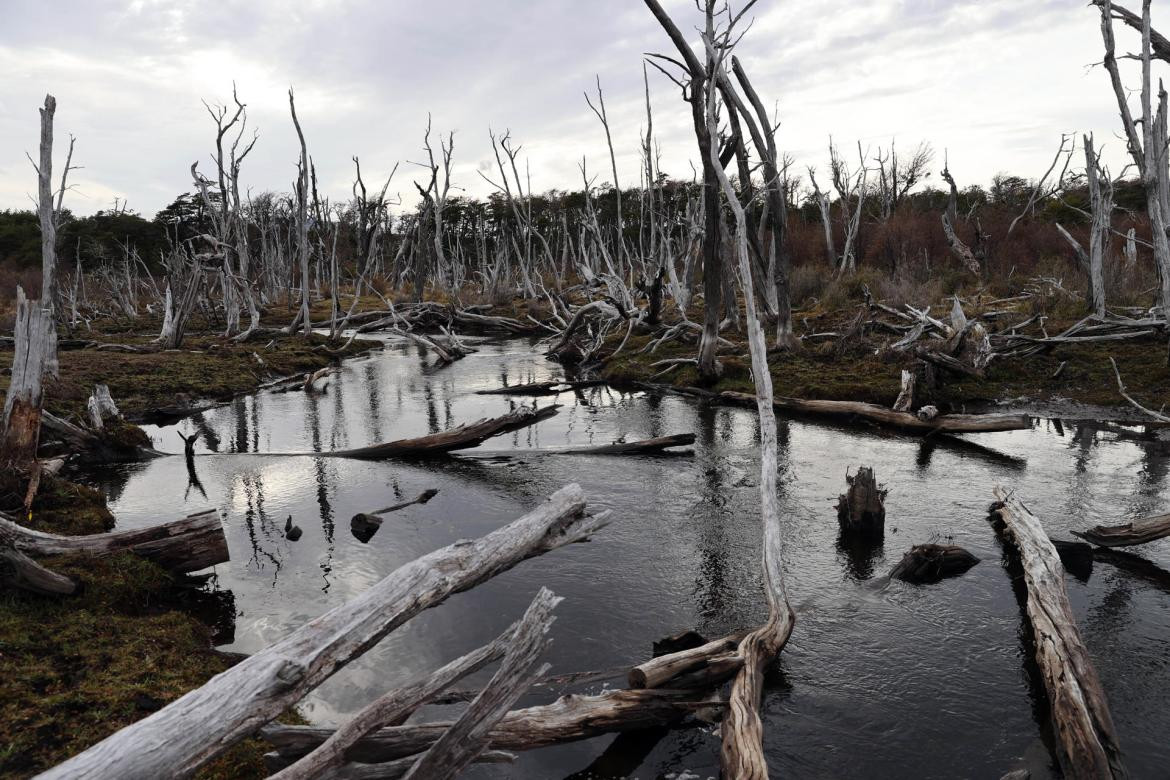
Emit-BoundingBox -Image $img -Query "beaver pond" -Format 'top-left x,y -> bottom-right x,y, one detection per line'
74,335 -> 1170,778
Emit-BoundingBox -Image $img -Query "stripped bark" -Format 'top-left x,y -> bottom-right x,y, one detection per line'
990,487 -> 1127,779
270,589 -> 559,780
38,485 -> 608,779
1,287 -> 58,467
400,589 -> 558,780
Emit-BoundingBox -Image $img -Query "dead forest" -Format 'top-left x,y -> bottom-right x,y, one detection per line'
2,1 -> 1170,778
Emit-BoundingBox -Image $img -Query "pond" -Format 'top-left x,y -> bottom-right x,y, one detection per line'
78,335 -> 1170,778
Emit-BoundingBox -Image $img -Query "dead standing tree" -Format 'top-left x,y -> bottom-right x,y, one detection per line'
289,88 -> 313,337
3,96 -> 64,473
1055,134 -> 1113,317
644,0 -> 726,382
702,15 -> 796,777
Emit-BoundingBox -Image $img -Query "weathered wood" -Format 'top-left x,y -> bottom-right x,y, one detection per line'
270,589 -> 559,780
720,391 -> 1031,433
990,487 -> 1127,779
475,379 -> 605,396
889,544 -> 980,584
837,467 -> 887,535
0,542 -> 77,595
400,589 -> 557,780
315,752 -> 516,780
2,287 -> 58,467
322,405 -> 560,459
0,509 -> 228,574
892,369 -> 916,412
85,384 -> 121,430
261,688 -> 722,766
38,485 -> 608,779
1072,512 -> 1170,547
628,631 -> 744,688
463,434 -> 695,458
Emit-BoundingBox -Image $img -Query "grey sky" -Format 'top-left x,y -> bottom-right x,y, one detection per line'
0,0 -> 1146,216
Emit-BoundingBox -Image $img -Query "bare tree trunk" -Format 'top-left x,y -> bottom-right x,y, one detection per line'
1,291 -> 57,468
289,89 -> 312,338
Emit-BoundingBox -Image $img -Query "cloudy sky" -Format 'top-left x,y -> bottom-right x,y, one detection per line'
0,0 -> 1151,217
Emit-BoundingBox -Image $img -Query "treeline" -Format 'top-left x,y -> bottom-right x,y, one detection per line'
0,171 -> 1147,280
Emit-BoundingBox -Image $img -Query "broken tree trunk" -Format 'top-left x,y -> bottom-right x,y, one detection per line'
269,588 -> 559,780
1,287 -> 58,468
719,391 -> 1031,434
837,467 -> 887,535
1072,512 -> 1170,548
323,405 -> 560,459
39,484 -> 608,780
85,384 -> 120,430
990,487 -> 1127,779
892,370 -> 916,412
0,509 -> 228,574
0,542 -> 77,596
889,544 -> 980,584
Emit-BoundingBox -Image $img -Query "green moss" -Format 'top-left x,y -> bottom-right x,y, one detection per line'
25,476 -> 115,536
0,553 -> 279,779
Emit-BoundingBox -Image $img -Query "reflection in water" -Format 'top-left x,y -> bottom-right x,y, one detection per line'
836,528 -> 886,581
78,335 -> 1170,778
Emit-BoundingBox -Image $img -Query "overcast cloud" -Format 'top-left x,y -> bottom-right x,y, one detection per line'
0,0 -> 1147,216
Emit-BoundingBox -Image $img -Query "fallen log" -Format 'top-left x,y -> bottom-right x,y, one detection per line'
270,588 -> 559,780
0,509 -> 228,574
889,544 -> 980,584
351,490 -> 440,544
38,484 -> 609,779
314,752 -> 516,780
628,631 -> 745,689
400,589 -> 557,780
323,405 -> 560,459
990,487 -> 1126,779
261,688 -> 724,767
460,434 -> 695,458
719,391 -> 1031,434
475,379 -> 605,396
1072,512 -> 1170,548
0,542 -> 78,595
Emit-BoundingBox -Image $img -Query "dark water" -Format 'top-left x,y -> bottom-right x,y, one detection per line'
80,336 -> 1170,778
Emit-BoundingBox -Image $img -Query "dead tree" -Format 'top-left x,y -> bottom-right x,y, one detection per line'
1055,134 -> 1112,318
643,0 -> 728,382
289,88 -> 313,337
702,22 -> 795,777
940,161 -> 984,275
873,140 -> 934,221
1098,0 -> 1170,334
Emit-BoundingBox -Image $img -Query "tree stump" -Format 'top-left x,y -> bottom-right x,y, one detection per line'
889,544 -> 980,584
836,467 -> 887,535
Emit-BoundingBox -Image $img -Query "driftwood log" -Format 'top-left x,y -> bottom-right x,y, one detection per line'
1072,512 -> 1170,548
0,509 -> 228,574
990,487 -> 1126,779
628,631 -> 745,688
38,484 -> 608,779
269,588 -> 559,780
889,544 -> 980,584
261,687 -> 726,768
837,467 -> 887,535
719,391 -> 1030,434
322,406 -> 560,459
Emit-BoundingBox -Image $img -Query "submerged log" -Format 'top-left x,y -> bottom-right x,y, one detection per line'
475,379 -> 605,396
1072,512 -> 1170,548
261,688 -> 722,767
324,405 -> 560,459
0,509 -> 227,574
352,489 -> 442,542
836,467 -> 887,535
990,487 -> 1126,779
719,391 -> 1031,434
889,544 -> 980,584
39,484 -> 608,779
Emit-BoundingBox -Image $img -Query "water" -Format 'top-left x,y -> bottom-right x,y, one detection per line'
79,335 -> 1170,778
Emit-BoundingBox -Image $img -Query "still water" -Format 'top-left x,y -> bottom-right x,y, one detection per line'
79,335 -> 1170,778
